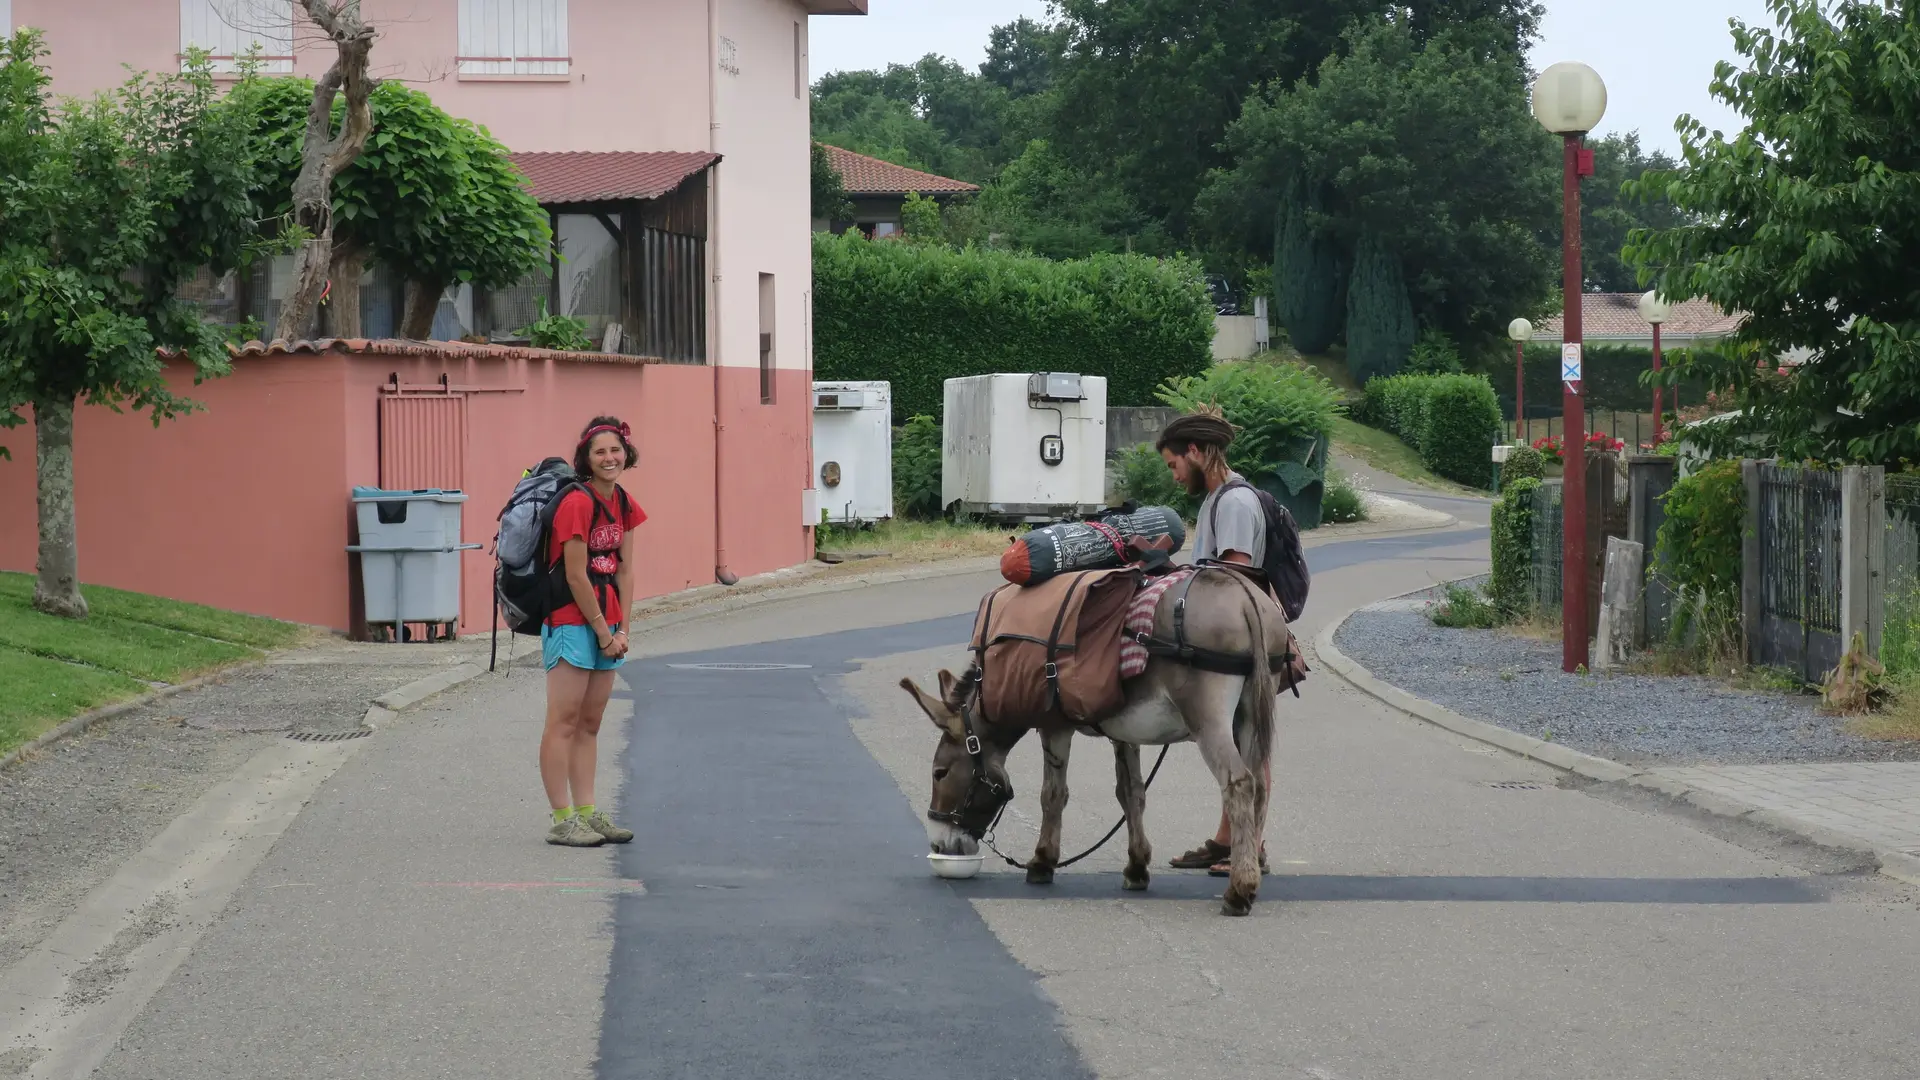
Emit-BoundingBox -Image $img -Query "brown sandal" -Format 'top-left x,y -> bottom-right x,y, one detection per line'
1168,839 -> 1230,869
1207,847 -> 1270,878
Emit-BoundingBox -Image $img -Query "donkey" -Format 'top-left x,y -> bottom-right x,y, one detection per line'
900,567 -> 1294,916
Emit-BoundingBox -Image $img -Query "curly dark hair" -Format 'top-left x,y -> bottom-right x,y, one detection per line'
573,415 -> 638,477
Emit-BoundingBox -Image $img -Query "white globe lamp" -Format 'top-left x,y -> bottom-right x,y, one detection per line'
1531,62 -> 1608,135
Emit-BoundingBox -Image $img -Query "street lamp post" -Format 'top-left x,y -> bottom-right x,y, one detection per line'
1532,61 -> 1607,674
1639,290 -> 1672,448
1507,318 -> 1533,444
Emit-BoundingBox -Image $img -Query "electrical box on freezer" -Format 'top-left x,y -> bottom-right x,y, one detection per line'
811,381 -> 893,525
942,373 -> 1108,524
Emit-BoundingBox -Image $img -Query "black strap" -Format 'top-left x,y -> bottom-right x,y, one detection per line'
1041,573 -> 1090,714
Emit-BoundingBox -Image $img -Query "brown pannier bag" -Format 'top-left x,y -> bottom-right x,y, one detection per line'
970,568 -> 1139,725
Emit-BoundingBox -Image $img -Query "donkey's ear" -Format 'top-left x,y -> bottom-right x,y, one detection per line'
899,676 -> 966,740
937,668 -> 959,705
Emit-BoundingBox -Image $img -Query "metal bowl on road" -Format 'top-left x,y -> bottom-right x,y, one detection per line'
927,852 -> 985,879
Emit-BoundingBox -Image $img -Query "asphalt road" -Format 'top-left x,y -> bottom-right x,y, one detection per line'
54,512 -> 1920,1080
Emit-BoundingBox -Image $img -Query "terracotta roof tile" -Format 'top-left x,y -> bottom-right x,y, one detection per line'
817,143 -> 978,196
507,151 -> 719,205
1536,293 -> 1745,340
221,338 -> 654,365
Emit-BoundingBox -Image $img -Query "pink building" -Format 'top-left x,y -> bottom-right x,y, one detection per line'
0,0 -> 866,634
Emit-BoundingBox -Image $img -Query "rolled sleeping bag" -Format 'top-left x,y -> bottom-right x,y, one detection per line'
999,505 -> 1187,586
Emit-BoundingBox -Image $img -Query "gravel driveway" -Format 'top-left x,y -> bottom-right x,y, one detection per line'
1334,586 -> 1920,768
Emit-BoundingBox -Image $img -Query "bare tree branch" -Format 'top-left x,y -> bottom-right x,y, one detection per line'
272,0 -> 377,342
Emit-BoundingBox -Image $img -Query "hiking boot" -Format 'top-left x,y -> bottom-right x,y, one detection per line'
547,816 -> 606,847
581,811 -> 634,844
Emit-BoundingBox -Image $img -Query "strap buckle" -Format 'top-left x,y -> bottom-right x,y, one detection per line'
1043,661 -> 1059,681
964,734 -> 982,756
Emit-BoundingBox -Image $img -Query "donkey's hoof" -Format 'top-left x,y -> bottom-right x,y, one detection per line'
1121,868 -> 1150,891
1025,865 -> 1055,886
1221,886 -> 1255,916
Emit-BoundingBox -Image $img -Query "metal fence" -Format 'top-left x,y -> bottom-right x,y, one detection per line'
1515,409 -> 1661,453
1884,475 -> 1920,677
1753,465 -> 1844,683
1531,480 -> 1564,613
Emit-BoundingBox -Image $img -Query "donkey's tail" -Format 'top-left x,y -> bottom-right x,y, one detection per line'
1238,579 -> 1275,775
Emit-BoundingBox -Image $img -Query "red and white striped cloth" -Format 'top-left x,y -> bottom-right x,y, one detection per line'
1120,569 -> 1193,679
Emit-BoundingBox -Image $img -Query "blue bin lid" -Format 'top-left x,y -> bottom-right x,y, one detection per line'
351,486 -> 466,502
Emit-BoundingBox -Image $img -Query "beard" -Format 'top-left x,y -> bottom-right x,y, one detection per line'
1182,468 -> 1210,497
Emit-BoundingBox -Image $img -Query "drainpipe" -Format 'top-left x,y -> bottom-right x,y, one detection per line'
708,0 -> 737,586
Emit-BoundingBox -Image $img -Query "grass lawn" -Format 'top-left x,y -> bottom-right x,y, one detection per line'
1331,417 -> 1481,495
0,572 -> 307,756
816,518 -> 1014,563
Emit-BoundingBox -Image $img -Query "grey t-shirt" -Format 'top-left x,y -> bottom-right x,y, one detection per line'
1192,472 -> 1266,565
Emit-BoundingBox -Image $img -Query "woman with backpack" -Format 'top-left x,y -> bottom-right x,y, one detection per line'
540,416 -> 647,848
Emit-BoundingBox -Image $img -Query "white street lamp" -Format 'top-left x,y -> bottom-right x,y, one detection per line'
1507,318 -> 1532,443
1532,60 -> 1607,674
1641,291 -> 1673,446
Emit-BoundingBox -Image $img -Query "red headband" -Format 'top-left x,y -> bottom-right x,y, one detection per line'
578,422 -> 630,448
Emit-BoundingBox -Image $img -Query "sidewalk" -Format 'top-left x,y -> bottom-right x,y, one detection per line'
1318,589 -> 1920,889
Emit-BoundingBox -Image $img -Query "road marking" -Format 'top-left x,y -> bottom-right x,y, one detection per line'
414,880 -> 646,894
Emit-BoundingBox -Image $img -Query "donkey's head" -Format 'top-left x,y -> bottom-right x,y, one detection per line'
900,668 -> 1014,855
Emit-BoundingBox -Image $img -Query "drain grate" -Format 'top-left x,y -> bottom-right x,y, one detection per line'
286,729 -> 373,742
1483,780 -> 1544,790
666,662 -> 813,671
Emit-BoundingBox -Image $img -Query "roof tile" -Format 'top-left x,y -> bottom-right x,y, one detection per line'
507,151 -> 719,206
1537,293 -> 1745,339
818,143 -> 978,196
219,338 -> 653,366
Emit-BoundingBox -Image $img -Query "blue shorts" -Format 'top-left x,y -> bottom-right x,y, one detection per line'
541,622 -> 626,672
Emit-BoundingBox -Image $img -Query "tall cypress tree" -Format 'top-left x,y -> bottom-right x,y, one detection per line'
1345,231 -> 1417,384
1273,175 -> 1344,355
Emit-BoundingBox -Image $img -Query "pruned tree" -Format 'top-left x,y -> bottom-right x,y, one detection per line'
273,0 -> 376,342
0,33 -> 262,618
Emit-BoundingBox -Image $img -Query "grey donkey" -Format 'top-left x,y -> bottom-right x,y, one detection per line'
900,568 -> 1291,916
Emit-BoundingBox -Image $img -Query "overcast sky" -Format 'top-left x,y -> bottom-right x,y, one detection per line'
809,0 -> 1780,156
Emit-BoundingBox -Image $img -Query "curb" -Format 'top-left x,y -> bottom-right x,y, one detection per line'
0,661 -> 267,772
1313,586 -> 1920,891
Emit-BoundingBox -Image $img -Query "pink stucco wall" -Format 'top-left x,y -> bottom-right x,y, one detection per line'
0,346 -> 815,634
3,0 -> 839,620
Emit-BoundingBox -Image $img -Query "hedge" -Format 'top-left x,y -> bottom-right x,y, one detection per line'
1486,343 -> 1723,416
813,232 -> 1216,422
1488,477 -> 1539,616
1361,372 -> 1504,488
1653,458 -> 1746,649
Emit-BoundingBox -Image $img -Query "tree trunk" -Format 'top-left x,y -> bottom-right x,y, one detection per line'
272,1 -> 377,342
32,394 -> 88,619
401,277 -> 448,340
324,239 -> 367,338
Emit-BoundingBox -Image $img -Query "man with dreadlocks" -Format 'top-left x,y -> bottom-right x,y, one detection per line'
1155,406 -> 1276,877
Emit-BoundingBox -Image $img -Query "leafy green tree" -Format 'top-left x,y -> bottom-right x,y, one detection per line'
956,139 -> 1166,259
810,57 -> 1015,183
1582,134 -> 1682,293
249,78 -> 550,339
1627,0 -> 1920,465
899,191 -> 944,243
981,17 -> 1069,99
812,142 -> 853,222
0,35 -> 263,617
1220,17 -> 1558,349
1271,176 -> 1345,354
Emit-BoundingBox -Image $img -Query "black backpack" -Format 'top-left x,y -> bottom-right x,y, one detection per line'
1209,477 -> 1311,622
489,458 -> 631,669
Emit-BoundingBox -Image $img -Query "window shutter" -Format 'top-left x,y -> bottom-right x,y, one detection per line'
459,0 -> 568,77
179,0 -> 294,74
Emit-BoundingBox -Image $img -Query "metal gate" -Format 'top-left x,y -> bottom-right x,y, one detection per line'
1755,464 -> 1843,682
378,392 -> 468,491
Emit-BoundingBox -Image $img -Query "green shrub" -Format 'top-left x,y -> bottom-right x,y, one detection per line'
1405,330 -> 1465,375
1113,443 -> 1197,518
1157,361 -> 1343,485
1501,444 -> 1546,491
1428,582 -> 1502,629
1487,477 -> 1539,616
1495,342 -> 1721,415
1654,458 -> 1746,649
813,231 -> 1215,422
1362,372 -> 1503,488
892,415 -> 944,520
1322,471 -> 1368,524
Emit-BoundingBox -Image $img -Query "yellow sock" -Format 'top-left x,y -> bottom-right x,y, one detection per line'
552,807 -> 574,824
575,804 -> 596,819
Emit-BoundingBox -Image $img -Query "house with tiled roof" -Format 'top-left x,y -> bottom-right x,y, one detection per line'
813,143 -> 979,238
1531,293 -> 1745,348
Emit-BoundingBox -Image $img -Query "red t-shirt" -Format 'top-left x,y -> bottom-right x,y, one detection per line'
546,484 -> 647,628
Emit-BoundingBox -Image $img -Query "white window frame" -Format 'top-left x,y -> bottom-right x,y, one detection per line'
458,0 -> 570,78
180,0 -> 295,75
1,1 -> 13,34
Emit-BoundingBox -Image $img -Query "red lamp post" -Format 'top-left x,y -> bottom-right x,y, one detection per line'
1508,318 -> 1533,443
1532,61 -> 1607,674
1640,290 -> 1672,447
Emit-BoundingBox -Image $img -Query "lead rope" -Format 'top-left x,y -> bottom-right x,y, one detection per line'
981,743 -> 1171,871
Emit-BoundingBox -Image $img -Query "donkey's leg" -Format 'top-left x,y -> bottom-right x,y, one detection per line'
1185,672 -> 1260,916
1235,702 -> 1271,878
1028,727 -> 1074,885
1112,740 -> 1151,891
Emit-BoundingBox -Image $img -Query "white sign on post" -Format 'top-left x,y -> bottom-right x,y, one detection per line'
1561,342 -> 1583,388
